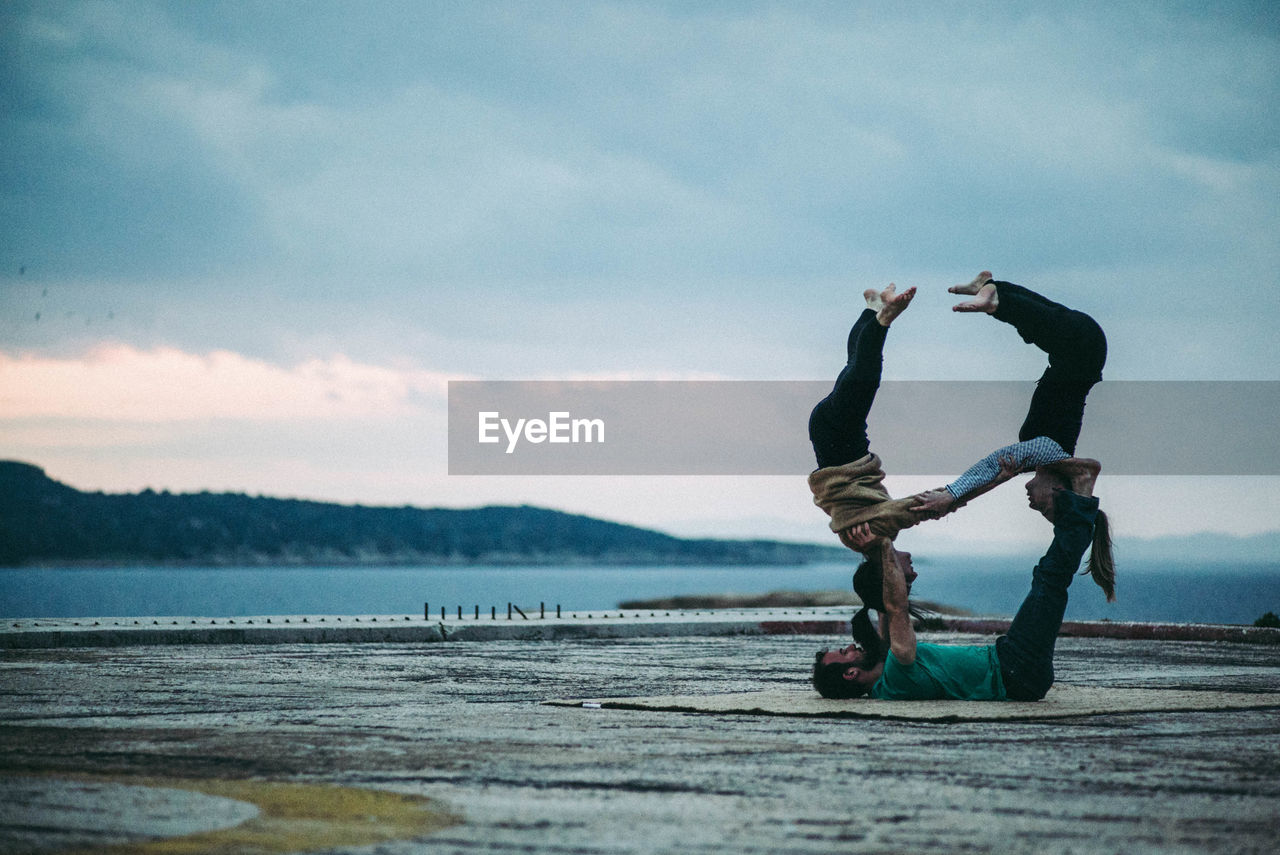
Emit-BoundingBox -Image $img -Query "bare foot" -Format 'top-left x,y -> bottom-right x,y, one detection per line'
874,284 -> 916,326
863,288 -> 883,312
949,271 -> 994,296
1043,457 -> 1101,497
952,281 -> 998,314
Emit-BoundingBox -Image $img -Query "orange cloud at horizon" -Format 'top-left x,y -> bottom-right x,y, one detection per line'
0,345 -> 452,423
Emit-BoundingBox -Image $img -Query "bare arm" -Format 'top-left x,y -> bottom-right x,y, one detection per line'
878,538 -> 916,666
844,525 -> 905,657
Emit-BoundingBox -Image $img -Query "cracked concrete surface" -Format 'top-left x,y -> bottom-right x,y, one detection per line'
2,632 -> 1278,854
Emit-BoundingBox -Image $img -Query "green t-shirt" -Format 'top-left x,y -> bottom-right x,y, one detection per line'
869,642 -> 1007,701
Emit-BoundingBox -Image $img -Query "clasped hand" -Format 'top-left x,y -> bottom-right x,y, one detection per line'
838,522 -> 879,552
908,454 -> 1021,519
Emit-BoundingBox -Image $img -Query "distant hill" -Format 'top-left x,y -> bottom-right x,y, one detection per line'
0,461 -> 845,567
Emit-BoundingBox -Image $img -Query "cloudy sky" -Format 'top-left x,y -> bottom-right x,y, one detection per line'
3,1 -> 1278,555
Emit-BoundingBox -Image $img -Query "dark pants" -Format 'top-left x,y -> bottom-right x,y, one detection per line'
808,309 -> 887,469
997,489 -> 1100,700
992,281 -> 1107,455
809,282 -> 1106,468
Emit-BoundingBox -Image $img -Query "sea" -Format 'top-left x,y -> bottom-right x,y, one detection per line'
3,558 -> 1279,625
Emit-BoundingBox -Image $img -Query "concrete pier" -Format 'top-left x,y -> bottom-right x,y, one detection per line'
5,609 -> 1278,648
2,616 -> 1279,853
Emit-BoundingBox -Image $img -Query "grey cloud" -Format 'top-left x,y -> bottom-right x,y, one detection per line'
1,1 -> 1276,380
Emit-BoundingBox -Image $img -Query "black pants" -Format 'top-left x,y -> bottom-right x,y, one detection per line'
997,489 -> 1100,700
992,281 -> 1107,455
808,283 -> 1106,469
808,309 -> 887,469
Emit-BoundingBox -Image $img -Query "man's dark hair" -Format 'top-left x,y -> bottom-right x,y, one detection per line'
849,605 -> 881,663
812,649 -> 873,699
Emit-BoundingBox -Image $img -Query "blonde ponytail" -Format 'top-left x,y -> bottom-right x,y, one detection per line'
1086,509 -> 1115,602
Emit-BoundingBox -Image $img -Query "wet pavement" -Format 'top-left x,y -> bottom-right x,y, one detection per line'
2,630 -> 1279,853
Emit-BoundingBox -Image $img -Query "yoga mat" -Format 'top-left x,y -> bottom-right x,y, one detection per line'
546,685 -> 1280,721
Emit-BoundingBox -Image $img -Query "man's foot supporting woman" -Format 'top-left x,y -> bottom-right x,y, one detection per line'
1042,457 -> 1101,498
1041,457 -> 1113,601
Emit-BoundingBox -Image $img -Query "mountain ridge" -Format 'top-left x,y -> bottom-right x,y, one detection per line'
0,460 -> 845,568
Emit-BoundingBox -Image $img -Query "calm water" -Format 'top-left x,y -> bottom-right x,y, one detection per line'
2,559 -> 1279,625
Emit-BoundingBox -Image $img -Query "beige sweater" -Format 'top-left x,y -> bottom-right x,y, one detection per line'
807,452 -> 921,541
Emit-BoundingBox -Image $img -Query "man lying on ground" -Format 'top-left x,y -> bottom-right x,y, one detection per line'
812,458 -> 1102,701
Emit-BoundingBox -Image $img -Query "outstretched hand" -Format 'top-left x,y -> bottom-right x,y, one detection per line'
910,488 -> 956,519
912,454 -> 1024,518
